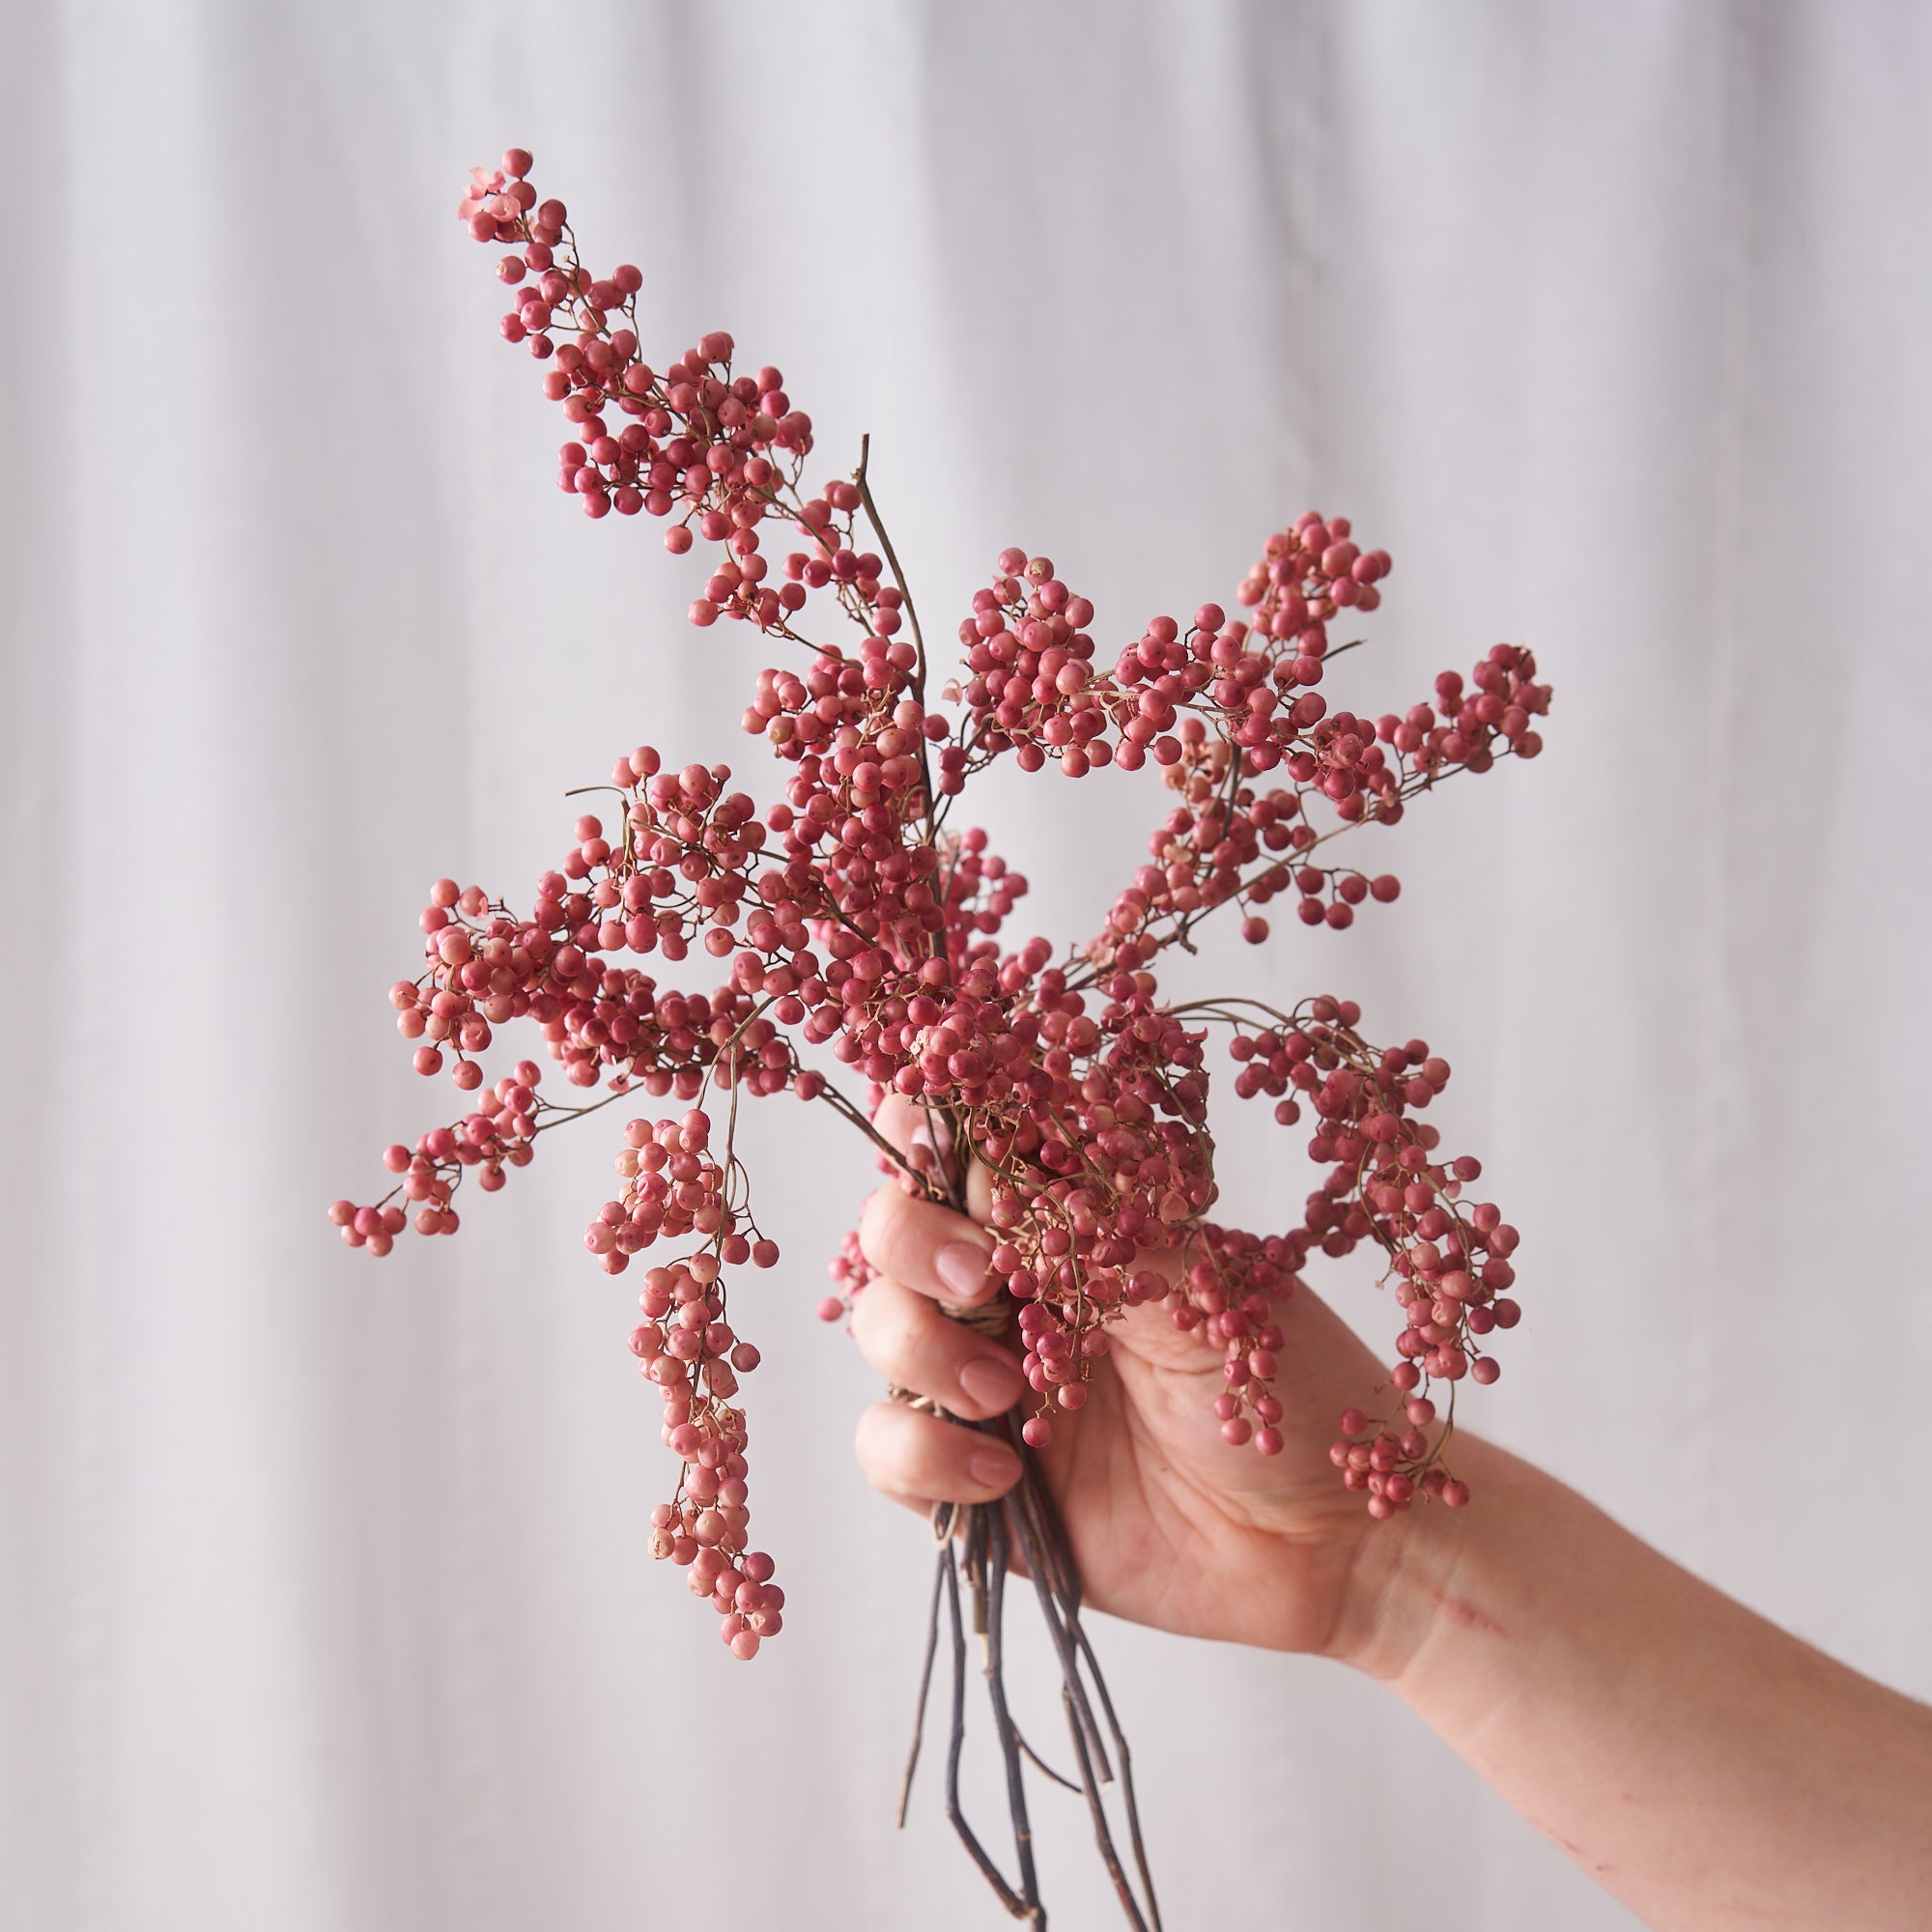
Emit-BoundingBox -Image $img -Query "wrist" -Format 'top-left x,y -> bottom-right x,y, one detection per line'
1319,1432 -> 1503,1685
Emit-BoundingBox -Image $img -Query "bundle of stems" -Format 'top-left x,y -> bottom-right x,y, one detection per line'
894,1134 -> 1159,1930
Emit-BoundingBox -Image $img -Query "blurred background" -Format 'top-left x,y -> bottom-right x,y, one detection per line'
5,3 -> 1928,1927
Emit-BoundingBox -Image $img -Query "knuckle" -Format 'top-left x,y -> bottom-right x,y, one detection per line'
859,1183 -> 923,1278
856,1187 -> 896,1270
852,1402 -> 896,1471
846,1273 -> 886,1343
904,1416 -> 956,1490
887,1311 -> 930,1378
849,1287 -> 928,1386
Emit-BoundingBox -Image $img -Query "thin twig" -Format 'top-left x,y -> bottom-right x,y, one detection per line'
1013,1729 -> 1082,1795
852,432 -> 940,837
942,1541 -> 1030,1918
895,1543 -> 948,1829
984,1508 -> 1043,1922
1065,1614 -> 1162,1931
1006,1450 -> 1112,1782
1054,1664 -> 1151,1932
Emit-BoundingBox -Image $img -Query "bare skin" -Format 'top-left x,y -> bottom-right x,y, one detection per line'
850,1102 -> 1932,1931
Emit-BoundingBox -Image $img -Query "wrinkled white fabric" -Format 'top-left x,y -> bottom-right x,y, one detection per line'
5,3 -> 1928,1927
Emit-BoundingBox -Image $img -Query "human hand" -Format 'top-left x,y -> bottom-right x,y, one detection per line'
850,1096 -> 1398,1658
854,1123 -> 1932,1932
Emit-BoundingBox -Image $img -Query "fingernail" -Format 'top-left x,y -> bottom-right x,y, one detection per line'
958,1356 -> 1024,1413
934,1240 -> 991,1302
968,1444 -> 1022,1490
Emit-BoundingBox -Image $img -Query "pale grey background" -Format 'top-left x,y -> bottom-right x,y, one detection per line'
5,2 -> 1928,1928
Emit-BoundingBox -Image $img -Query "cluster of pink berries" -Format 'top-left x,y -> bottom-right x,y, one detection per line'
586,1110 -> 783,1276
935,531 -> 1548,801
329,1059 -> 546,1250
1330,1406 -> 1472,1516
1122,729 -> 1308,944
1286,865 -> 1401,931
332,148 -> 1555,1656
629,1248 -> 779,1659
818,1226 -> 877,1324
1219,1001 -> 1521,1500
955,554 -> 1113,775
1235,512 -> 1391,643
457,153 -> 937,679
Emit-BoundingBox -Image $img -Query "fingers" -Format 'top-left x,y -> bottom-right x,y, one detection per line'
870,1095 -> 995,1222
871,1092 -> 931,1159
858,1183 -> 999,1309
849,1271 -> 1027,1420
854,1401 -> 1024,1507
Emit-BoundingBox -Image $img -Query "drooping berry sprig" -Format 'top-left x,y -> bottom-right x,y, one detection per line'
329,148 -> 1553,1927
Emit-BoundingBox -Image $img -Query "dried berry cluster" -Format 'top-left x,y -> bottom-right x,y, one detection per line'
332,150 -> 1551,1661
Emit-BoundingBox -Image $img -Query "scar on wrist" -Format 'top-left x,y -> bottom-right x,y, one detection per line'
1434,1589 -> 1506,1638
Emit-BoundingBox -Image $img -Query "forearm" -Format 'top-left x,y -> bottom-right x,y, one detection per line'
1334,1436 -> 1932,1930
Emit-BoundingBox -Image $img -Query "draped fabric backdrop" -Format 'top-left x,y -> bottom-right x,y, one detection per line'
6,4 -> 1928,1928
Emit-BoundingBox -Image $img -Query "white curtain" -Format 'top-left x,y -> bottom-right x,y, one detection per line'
7,4 -> 1927,1927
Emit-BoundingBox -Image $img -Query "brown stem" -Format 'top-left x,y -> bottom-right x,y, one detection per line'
1062,1605 -> 1161,1929
895,1541 -> 948,1830
895,1393 -> 1158,1926
941,1535 -> 1032,1918
851,432 -> 940,840
1004,1461 -> 1112,1783
1003,1484 -> 1152,1932
984,1506 -> 1044,1921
